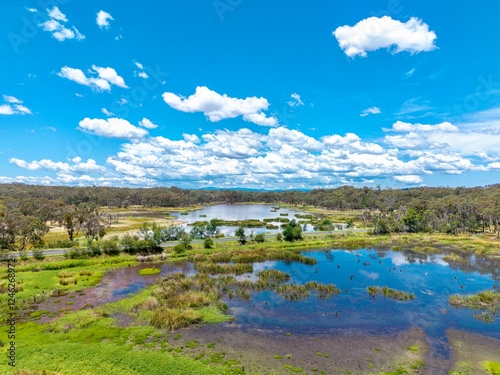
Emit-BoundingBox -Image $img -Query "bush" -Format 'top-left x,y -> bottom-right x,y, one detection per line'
254,233 -> 265,243
19,250 -> 29,261
275,232 -> 283,241
32,249 -> 45,260
66,247 -> 88,259
173,244 -> 186,255
86,241 -> 102,256
203,237 -> 214,249
120,234 -> 139,254
282,219 -> 302,242
101,239 -> 120,256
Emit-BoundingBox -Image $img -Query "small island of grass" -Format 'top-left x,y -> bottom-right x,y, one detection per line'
367,286 -> 415,301
449,290 -> 500,320
138,267 -> 161,276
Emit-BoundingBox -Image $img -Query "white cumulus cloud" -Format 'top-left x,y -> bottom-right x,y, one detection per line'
58,66 -> 128,91
162,86 -> 278,126
40,7 -> 85,41
0,95 -> 32,115
78,118 -> 148,139
287,93 -> 304,107
96,10 -> 114,28
139,118 -> 158,129
393,175 -> 423,184
333,16 -> 437,57
384,121 -> 459,133
360,106 -> 381,117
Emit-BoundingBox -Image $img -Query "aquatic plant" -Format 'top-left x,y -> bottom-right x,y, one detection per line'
366,286 -> 415,301
276,284 -> 310,300
195,262 -> 253,275
449,290 -> 500,320
305,281 -> 341,299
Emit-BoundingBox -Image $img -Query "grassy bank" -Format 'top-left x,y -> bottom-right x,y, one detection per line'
2,230 -> 499,374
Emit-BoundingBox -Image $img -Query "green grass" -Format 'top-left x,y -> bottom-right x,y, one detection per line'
284,364 -> 303,372
0,321 -> 235,375
138,267 -> 161,276
449,290 -> 500,321
484,361 -> 500,375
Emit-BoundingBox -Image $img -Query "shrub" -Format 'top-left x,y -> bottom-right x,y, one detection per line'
101,239 -> 120,256
19,250 -> 29,261
254,233 -> 265,243
87,241 -> 102,257
32,249 -> 45,260
66,247 -> 88,259
120,234 -> 139,254
59,277 -> 78,286
173,244 -> 186,255
203,237 -> 214,249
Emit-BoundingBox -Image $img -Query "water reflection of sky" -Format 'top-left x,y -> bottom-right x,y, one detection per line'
227,248 -> 500,358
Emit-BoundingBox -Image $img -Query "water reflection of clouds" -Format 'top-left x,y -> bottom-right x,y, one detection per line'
388,252 -> 410,266
385,252 -> 448,268
430,255 -> 448,267
359,269 -> 379,280
235,261 -> 277,282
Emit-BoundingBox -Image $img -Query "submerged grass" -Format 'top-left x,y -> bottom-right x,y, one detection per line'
367,286 -> 415,301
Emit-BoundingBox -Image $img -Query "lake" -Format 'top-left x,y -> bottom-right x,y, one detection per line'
169,204 -> 338,235
225,248 -> 500,358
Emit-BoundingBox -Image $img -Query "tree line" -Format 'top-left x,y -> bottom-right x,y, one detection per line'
0,183 -> 499,251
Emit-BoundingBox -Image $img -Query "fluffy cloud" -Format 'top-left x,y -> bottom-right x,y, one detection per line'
393,175 -> 423,185
40,7 -> 85,41
287,93 -> 304,107
0,95 -> 32,115
58,66 -> 128,91
384,121 -> 459,133
8,119 -> 497,188
383,120 -> 500,159
139,118 -> 158,129
162,86 -> 278,126
78,118 -> 149,139
334,16 -> 437,57
10,157 -> 105,174
134,61 -> 149,79
360,106 -> 381,117
96,10 -> 114,28
3,95 -> 22,104
91,66 -> 128,88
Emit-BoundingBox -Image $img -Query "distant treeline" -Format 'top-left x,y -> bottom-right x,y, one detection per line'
0,183 -> 499,210
0,183 -> 499,250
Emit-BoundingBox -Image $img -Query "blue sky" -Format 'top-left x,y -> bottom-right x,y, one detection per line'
1,1 -> 499,189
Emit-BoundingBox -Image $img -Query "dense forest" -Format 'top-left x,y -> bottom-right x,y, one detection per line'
0,183 -> 499,251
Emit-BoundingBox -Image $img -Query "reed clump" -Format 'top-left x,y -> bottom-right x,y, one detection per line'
366,286 -> 415,301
